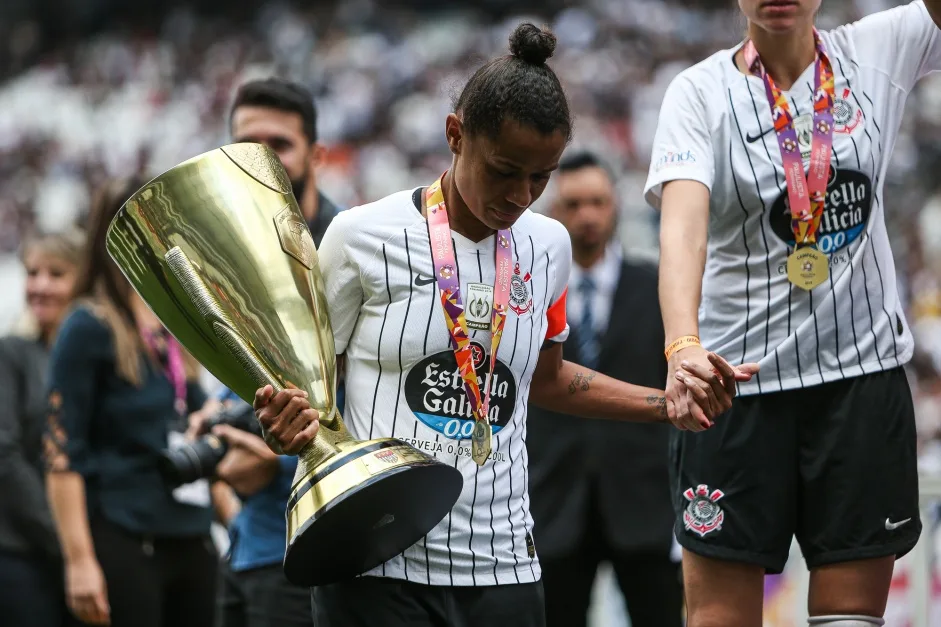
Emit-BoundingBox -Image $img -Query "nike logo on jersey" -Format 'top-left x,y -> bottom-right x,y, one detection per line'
414,274 -> 436,287
746,126 -> 775,143
885,517 -> 911,531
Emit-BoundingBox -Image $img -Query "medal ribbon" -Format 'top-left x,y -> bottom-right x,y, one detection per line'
425,175 -> 512,426
744,31 -> 835,248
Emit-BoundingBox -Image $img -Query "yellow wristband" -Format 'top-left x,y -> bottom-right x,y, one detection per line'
664,335 -> 701,361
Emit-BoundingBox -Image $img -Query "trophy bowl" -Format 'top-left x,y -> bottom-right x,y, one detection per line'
106,143 -> 463,586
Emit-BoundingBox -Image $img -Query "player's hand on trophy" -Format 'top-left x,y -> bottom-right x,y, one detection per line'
253,385 -> 320,455
667,349 -> 759,431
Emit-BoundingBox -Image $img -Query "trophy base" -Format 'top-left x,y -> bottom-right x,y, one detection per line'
283,439 -> 463,586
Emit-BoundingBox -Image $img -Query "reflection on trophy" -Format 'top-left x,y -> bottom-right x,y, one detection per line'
106,143 -> 463,586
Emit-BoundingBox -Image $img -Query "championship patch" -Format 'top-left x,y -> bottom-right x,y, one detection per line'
466,283 -> 493,331
683,484 -> 725,537
793,113 -> 813,159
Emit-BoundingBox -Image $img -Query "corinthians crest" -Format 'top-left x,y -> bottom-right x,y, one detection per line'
509,263 -> 532,315
683,484 -> 725,537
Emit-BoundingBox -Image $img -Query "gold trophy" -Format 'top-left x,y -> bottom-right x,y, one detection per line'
106,143 -> 463,586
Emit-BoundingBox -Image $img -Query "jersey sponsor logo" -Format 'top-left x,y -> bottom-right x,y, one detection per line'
509,263 -> 533,315
770,168 -> 872,255
404,341 -> 518,440
683,484 -> 725,537
654,150 -> 696,172
833,88 -> 864,135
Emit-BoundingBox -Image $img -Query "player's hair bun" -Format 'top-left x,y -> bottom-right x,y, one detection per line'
509,23 -> 557,66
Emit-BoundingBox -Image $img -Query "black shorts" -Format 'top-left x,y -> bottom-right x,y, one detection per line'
670,366 -> 921,574
312,576 -> 545,627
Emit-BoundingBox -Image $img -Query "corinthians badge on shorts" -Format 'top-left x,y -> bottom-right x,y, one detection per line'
683,484 -> 725,537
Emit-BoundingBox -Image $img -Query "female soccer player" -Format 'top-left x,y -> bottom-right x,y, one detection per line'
646,1 -> 941,626
255,22 -> 758,627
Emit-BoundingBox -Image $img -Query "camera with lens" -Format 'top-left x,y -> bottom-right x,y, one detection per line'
159,401 -> 262,487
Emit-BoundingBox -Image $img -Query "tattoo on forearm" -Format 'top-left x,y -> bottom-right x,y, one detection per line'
568,372 -> 596,394
647,395 -> 667,418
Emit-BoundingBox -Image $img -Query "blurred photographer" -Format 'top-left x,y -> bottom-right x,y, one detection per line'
176,390 -> 312,627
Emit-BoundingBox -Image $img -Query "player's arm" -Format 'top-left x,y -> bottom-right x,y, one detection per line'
659,180 -> 709,355
527,342 -> 752,429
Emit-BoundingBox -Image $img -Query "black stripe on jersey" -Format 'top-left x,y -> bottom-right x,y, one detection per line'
858,235 -> 885,370
746,79 -> 792,387
445,237 -> 461,586
749,82 -> 804,386
725,116 -> 759,394
392,231 -> 415,438
804,81 -> 851,379
731,87 -> 779,390
789,96 -> 826,382
396,230 -> 418,580
520,236 -> 537,580
809,75 -> 867,375
823,70 -> 868,372
418,231 -> 436,583
835,57 -> 898,367
472,250 -> 501,586
465,250 -> 485,587
506,228 -> 522,582
375,245 -> 392,577
868,236 -> 900,366
371,245 -> 391,441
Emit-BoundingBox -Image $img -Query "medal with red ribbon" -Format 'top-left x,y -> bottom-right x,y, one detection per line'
744,30 -> 836,291
425,175 -> 512,466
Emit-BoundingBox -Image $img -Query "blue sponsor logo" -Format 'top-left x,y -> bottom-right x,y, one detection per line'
405,344 -> 517,441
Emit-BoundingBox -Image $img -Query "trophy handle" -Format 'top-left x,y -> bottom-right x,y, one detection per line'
164,246 -> 342,460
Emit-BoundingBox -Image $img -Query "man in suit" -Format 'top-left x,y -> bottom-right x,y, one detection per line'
528,152 -> 682,627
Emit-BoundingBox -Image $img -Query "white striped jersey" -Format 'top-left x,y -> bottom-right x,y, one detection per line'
317,187 -> 571,585
645,1 -> 941,395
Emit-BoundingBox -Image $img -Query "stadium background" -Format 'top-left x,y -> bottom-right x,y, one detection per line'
3,0 -> 941,623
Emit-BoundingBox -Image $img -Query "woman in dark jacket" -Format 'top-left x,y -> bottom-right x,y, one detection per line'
44,178 -> 217,627
0,229 -> 85,627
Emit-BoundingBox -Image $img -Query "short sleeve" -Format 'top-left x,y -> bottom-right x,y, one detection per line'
643,73 -> 716,210
546,224 -> 571,344
317,210 -> 365,355
838,1 -> 941,92
44,308 -> 110,476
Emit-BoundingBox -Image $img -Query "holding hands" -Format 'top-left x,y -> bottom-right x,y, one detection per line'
666,336 -> 760,432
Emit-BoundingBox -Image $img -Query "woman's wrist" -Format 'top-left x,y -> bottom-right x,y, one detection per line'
665,335 -> 701,361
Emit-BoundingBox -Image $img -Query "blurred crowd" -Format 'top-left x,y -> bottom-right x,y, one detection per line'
4,0 -> 941,445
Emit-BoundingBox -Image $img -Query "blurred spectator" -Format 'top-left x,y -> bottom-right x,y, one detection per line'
0,228 -> 84,627
43,178 -> 218,627
230,77 -> 342,245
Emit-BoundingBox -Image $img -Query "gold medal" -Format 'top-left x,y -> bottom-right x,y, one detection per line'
786,246 -> 829,291
471,420 -> 492,466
